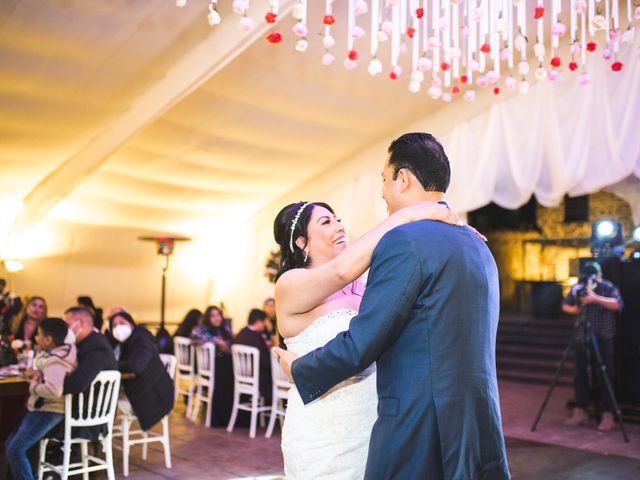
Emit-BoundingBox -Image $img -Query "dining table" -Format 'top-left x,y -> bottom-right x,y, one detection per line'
0,368 -> 30,444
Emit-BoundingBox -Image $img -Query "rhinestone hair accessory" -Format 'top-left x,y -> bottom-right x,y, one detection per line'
289,202 -> 311,253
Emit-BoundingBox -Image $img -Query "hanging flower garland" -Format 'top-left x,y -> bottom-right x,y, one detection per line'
179,0 -> 640,103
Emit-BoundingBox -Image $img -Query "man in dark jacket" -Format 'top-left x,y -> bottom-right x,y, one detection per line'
109,311 -> 174,431
63,306 -> 118,440
234,309 -> 272,404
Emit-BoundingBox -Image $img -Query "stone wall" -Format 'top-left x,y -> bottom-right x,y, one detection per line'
482,192 -> 634,311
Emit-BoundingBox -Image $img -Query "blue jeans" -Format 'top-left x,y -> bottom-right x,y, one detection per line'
5,410 -> 64,480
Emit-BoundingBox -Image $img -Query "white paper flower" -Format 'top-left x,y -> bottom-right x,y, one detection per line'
368,58 -> 383,75
518,61 -> 530,76
295,39 -> 308,52
232,0 -> 249,14
428,86 -> 443,99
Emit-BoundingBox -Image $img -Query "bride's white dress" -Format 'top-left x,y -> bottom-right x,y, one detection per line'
281,309 -> 377,479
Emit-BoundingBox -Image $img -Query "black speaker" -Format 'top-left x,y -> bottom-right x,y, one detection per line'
531,282 -> 563,319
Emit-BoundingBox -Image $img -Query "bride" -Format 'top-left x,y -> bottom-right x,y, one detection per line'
273,200 -> 462,479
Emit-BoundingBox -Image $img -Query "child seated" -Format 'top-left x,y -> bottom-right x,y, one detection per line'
5,317 -> 77,480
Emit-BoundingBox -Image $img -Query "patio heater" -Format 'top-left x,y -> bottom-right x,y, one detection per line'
138,235 -> 190,353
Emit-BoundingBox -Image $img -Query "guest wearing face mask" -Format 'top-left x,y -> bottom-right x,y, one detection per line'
108,312 -> 174,431
62,306 -> 117,441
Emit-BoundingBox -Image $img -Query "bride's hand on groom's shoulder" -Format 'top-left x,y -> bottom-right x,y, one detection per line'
274,347 -> 297,383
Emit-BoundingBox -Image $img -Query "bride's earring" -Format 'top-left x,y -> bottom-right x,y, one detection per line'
303,250 -> 309,263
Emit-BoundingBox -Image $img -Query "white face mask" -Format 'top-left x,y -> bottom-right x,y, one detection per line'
64,328 -> 76,345
112,324 -> 133,343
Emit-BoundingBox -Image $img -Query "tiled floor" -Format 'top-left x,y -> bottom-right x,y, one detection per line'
115,381 -> 640,479
4,381 -> 640,478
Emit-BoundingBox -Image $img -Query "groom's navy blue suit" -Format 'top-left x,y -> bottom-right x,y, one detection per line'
292,219 -> 510,480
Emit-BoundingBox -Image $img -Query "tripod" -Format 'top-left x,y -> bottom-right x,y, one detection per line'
531,315 -> 629,442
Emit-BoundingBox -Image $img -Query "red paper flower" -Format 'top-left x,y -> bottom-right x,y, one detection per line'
266,32 -> 282,43
348,50 -> 358,61
587,42 -> 597,52
452,86 -> 461,95
569,61 -> 578,71
265,12 -> 277,23
390,71 -> 398,80
460,75 -> 468,84
441,62 -> 450,71
611,61 -> 623,72
407,27 -> 416,39
323,15 -> 335,25
493,87 -> 500,95
416,8 -> 424,19
534,7 -> 544,19
550,57 -> 561,68
480,43 -> 491,54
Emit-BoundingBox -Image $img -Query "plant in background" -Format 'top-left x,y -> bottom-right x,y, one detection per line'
264,249 -> 281,283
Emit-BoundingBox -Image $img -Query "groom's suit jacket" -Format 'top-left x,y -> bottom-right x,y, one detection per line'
292,219 -> 510,480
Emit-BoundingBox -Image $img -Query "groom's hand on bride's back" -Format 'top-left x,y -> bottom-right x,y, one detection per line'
274,347 -> 297,383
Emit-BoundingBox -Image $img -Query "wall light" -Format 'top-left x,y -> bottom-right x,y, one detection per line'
2,259 -> 24,272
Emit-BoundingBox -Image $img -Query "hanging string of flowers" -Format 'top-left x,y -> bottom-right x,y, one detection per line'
178,1 -> 640,103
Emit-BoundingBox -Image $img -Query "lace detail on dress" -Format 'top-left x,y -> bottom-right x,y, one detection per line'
281,309 -> 377,480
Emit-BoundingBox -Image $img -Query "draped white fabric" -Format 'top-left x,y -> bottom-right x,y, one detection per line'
444,34 -> 640,218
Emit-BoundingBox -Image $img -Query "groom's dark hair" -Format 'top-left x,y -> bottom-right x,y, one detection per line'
388,133 -> 450,192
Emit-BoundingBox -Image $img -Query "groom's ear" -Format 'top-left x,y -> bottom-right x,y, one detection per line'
397,167 -> 412,193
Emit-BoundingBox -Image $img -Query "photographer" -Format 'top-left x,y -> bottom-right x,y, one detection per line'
562,262 -> 623,431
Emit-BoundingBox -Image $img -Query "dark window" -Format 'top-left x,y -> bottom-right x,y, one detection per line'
564,195 -> 589,223
467,196 -> 538,232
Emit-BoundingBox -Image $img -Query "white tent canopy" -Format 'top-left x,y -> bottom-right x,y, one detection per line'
1,1 -> 639,325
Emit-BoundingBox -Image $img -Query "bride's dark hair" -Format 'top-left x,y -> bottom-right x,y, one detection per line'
273,201 -> 334,280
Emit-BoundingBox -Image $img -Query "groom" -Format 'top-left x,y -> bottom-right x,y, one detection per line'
276,132 -> 510,480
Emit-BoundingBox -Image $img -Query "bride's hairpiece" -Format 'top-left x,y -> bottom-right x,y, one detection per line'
289,202 -> 311,253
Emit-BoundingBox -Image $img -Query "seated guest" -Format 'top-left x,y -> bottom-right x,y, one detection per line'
10,296 -> 47,344
0,279 -> 22,336
190,306 -> 235,427
63,306 -> 117,440
77,296 -> 104,332
190,306 -> 233,353
234,309 -> 272,404
109,311 -> 174,431
173,308 -> 202,339
5,318 -> 77,480
262,297 -> 279,344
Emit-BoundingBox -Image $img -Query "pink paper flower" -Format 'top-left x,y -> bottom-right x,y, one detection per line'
552,23 -> 567,37
239,16 -> 253,31
344,58 -> 357,70
354,0 -> 368,15
417,56 -> 433,71
292,22 -> 308,37
351,25 -> 365,40
322,53 -> 335,66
